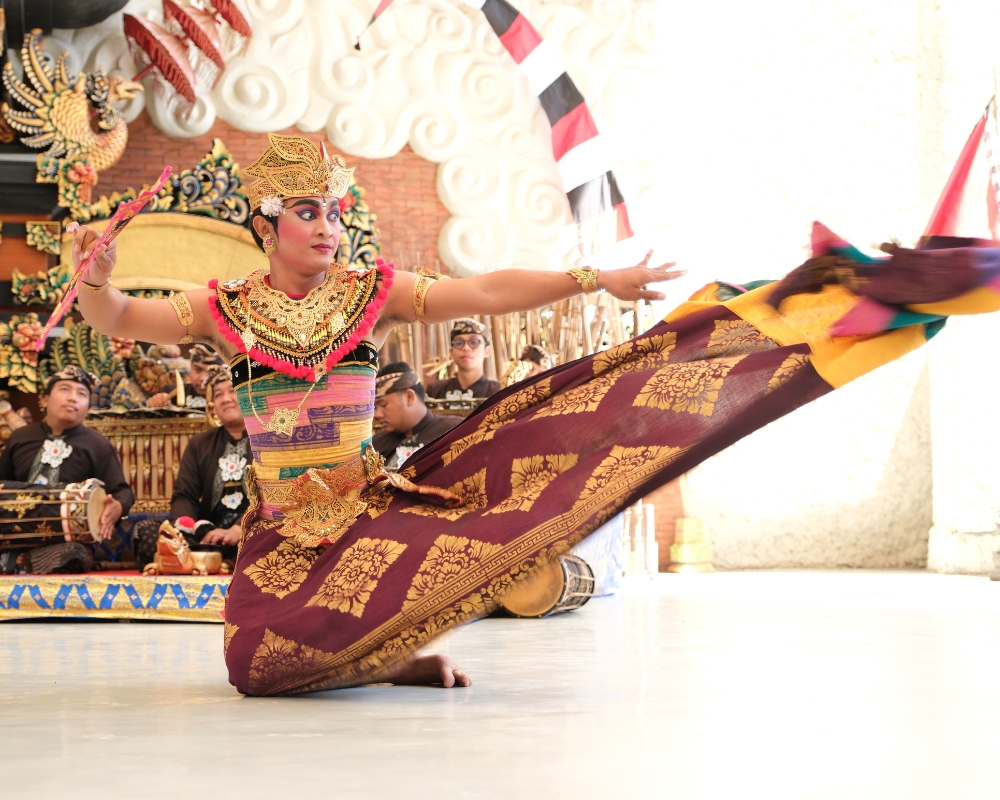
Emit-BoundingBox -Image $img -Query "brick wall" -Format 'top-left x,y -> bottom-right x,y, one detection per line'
99,113 -> 450,273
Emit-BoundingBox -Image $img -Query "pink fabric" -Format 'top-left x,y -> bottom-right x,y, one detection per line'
829,296 -> 896,337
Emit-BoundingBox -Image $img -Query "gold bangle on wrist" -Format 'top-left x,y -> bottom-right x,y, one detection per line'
568,267 -> 600,294
81,276 -> 112,294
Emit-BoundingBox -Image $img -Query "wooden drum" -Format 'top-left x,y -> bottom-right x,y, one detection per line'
500,554 -> 596,618
0,479 -> 107,549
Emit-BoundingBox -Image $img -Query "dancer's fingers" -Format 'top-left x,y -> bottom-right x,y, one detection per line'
644,267 -> 686,283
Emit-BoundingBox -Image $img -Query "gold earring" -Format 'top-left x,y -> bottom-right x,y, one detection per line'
263,236 -> 276,256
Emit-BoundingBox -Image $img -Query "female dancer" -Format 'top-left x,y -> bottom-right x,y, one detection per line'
69,135 -> 683,692
72,134 -> 996,695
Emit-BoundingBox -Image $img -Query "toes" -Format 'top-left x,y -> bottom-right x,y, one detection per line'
453,669 -> 472,687
440,665 -> 456,688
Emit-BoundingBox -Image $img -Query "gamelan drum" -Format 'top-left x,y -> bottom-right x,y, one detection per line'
500,554 -> 596,618
0,479 -> 107,550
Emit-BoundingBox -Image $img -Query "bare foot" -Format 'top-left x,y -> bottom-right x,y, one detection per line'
384,654 -> 472,688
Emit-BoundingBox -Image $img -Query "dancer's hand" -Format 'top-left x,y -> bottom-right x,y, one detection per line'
598,249 -> 685,301
66,220 -> 118,285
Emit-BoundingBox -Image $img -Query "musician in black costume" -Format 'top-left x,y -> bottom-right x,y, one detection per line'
372,362 -> 461,470
134,365 -> 250,569
0,366 -> 133,574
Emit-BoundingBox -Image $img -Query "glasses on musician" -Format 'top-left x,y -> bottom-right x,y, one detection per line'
451,337 -> 484,350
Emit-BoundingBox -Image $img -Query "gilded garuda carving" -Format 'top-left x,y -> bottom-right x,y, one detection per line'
1,29 -> 142,219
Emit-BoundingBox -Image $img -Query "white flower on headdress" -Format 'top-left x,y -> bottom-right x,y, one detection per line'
221,492 -> 244,510
40,438 -> 72,469
219,453 -> 247,483
259,195 -> 285,217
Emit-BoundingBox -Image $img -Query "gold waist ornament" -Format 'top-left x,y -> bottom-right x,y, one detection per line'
256,447 -> 465,548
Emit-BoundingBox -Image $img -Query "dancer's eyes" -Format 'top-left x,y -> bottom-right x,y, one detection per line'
295,209 -> 341,222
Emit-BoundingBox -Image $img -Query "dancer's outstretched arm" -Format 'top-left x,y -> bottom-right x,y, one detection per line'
68,222 -> 232,354
381,250 -> 686,327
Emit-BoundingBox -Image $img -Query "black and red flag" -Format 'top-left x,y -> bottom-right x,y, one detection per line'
358,0 -> 635,255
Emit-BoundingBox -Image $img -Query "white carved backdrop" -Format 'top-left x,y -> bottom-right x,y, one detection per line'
38,0 -> 666,277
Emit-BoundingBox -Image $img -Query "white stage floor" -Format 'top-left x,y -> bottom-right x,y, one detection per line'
2,571 -> 998,799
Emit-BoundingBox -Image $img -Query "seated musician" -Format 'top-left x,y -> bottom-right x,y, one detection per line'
504,343 -> 555,386
425,318 -> 502,402
134,365 -> 250,569
372,362 -> 462,470
519,344 -> 554,379
0,366 -> 134,574
146,344 -> 225,409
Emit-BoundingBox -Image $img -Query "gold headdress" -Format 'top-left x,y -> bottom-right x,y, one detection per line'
245,133 -> 355,212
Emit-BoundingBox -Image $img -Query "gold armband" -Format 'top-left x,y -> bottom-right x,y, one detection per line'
168,292 -> 195,344
568,267 -> 601,294
412,271 -> 450,318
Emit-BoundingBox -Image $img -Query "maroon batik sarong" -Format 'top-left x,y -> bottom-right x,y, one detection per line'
224,303 -> 830,695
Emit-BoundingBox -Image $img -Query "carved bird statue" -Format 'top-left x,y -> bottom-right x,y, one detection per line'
1,29 -> 143,218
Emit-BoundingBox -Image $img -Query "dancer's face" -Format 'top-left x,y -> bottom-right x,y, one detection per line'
258,196 -> 342,276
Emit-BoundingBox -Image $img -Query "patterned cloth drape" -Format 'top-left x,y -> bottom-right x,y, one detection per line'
224,301 -> 835,695
224,231 -> 1000,696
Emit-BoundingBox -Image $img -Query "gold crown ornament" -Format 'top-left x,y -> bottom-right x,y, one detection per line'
245,133 -> 355,213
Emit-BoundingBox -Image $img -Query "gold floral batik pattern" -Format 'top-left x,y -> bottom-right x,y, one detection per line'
574,445 -> 689,516
765,352 -> 811,394
531,377 -> 616,418
402,535 -> 504,611
365,483 -> 394,519
484,454 -> 579,515
592,333 -> 677,377
400,469 -> 488,521
224,623 -> 240,658
243,539 -> 321,599
706,319 -> 778,357
305,538 -> 407,617
265,439 -> 696,694
442,380 -> 552,466
528,333 -> 679,420
248,629 -> 339,695
633,355 -> 746,416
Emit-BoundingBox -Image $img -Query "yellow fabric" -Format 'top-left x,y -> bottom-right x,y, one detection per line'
808,326 -> 927,389
909,286 -> 1000,316
663,281 -> 925,390
663,300 -> 721,323
724,284 -> 861,347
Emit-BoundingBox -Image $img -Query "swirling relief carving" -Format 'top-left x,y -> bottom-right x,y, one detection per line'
65,0 -> 667,274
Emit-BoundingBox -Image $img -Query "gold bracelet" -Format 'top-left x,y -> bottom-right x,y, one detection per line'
568,267 -> 600,294
412,271 -> 450,318
81,277 -> 112,294
167,292 -> 195,344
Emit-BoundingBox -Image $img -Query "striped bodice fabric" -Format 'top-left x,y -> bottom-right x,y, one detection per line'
229,343 -> 378,519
